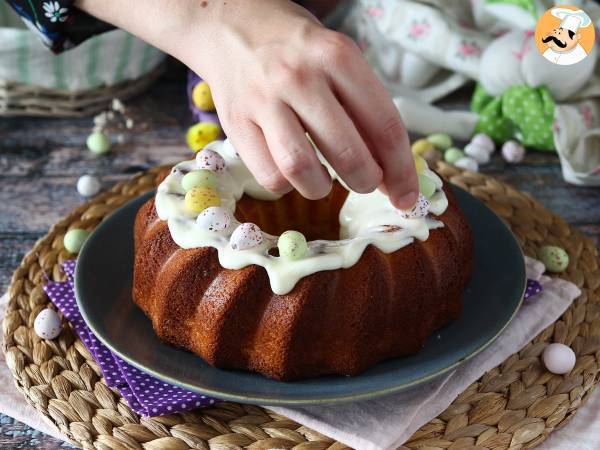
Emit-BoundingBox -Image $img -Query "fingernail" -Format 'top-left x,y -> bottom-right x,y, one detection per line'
393,190 -> 419,209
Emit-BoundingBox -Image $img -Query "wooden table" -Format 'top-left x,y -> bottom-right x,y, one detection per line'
0,61 -> 598,448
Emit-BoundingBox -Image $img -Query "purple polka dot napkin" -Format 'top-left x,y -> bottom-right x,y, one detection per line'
43,260 -> 219,417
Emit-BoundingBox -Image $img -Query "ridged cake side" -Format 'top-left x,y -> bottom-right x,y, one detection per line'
132,184 -> 473,381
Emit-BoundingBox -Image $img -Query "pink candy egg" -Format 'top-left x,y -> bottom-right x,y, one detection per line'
398,194 -> 430,219
196,149 -> 226,173
197,206 -> 231,231
34,308 -> 62,339
230,223 -> 263,250
542,343 -> 576,374
501,140 -> 525,164
471,133 -> 495,153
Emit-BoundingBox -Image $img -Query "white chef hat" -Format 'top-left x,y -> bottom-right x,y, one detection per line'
551,8 -> 592,33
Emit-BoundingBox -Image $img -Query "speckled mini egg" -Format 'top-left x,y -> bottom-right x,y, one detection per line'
542,343 -> 576,374
77,174 -> 101,197
414,155 -> 427,174
426,133 -> 453,151
464,142 -> 491,164
191,81 -> 215,111
502,140 -> 525,164
411,138 -> 435,156
444,147 -> 464,164
186,122 -> 221,152
278,230 -> 308,260
63,229 -> 90,254
230,223 -> 263,250
185,187 -> 221,213
418,174 -> 437,199
538,245 -> 569,273
196,206 -> 231,231
86,131 -> 111,155
196,149 -> 226,173
470,133 -> 495,153
454,156 -> 479,172
398,194 -> 430,219
182,169 -> 218,191
34,308 -> 62,340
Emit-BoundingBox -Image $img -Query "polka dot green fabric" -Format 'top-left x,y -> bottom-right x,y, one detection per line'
471,83 -> 556,151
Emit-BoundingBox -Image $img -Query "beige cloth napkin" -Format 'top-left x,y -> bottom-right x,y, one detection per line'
0,257 -> 594,449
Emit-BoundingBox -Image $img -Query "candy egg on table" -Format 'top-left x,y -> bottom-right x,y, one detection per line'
230,223 -> 263,250
454,156 -> 479,172
34,308 -> 62,339
197,206 -> 231,231
64,229 -> 90,254
418,174 -> 437,199
470,132 -> 495,154
444,147 -> 465,164
86,131 -> 111,155
538,245 -> 569,273
414,155 -> 427,174
77,174 -> 101,197
411,138 -> 435,156
427,133 -> 453,151
542,343 -> 576,374
196,149 -> 226,173
182,169 -> 218,191
398,194 -> 430,219
278,230 -> 308,260
191,81 -> 215,111
185,187 -> 221,213
464,142 -> 491,164
502,140 -> 526,163
186,122 -> 221,152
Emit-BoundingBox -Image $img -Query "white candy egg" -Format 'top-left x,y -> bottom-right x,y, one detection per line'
470,133 -> 495,153
34,308 -> 62,340
542,343 -> 576,375
398,194 -> 430,219
77,175 -> 101,197
464,143 -> 491,164
502,140 -> 525,164
197,206 -> 231,231
196,149 -> 226,173
454,156 -> 480,172
230,223 -> 263,250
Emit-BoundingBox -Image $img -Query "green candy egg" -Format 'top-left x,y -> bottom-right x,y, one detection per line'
86,131 -> 111,154
64,229 -> 90,254
427,133 -> 453,151
444,147 -> 465,164
538,245 -> 569,273
277,230 -> 308,260
418,174 -> 437,199
182,169 -> 218,192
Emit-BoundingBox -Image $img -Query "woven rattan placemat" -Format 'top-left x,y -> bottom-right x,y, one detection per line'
2,163 -> 599,450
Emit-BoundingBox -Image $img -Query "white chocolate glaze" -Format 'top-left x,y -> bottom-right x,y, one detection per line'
155,140 -> 448,295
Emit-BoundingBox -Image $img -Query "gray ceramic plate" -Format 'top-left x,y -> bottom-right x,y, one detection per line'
75,186 -> 525,406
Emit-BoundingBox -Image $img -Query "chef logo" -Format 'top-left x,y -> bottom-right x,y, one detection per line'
535,5 -> 595,66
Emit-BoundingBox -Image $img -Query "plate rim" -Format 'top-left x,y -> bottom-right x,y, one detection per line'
75,186 -> 526,405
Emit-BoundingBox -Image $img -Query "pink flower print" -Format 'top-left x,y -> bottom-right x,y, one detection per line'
580,104 -> 594,128
366,6 -> 383,17
408,20 -> 431,40
456,40 -> 482,60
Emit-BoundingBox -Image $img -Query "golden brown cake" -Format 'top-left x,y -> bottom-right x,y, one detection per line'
132,140 -> 473,381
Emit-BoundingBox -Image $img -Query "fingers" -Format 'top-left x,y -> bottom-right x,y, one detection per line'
257,102 -> 332,199
321,34 -> 419,208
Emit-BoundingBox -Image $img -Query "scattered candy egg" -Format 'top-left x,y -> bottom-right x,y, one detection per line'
230,223 -> 263,250
398,194 -> 430,219
77,174 -> 101,197
502,140 -> 526,163
196,149 -> 226,173
454,156 -> 479,172
196,206 -> 231,231
278,230 -> 308,260
411,138 -> 435,156
414,155 -> 427,174
182,169 -> 218,192
191,81 -> 215,111
538,245 -> 569,273
427,133 -> 453,151
471,133 -> 495,153
444,147 -> 465,164
421,149 -> 442,165
542,343 -> 576,374
63,229 -> 90,254
464,142 -> 491,164
34,308 -> 62,339
418,174 -> 437,199
186,122 -> 221,152
86,131 -> 111,155
184,187 -> 221,213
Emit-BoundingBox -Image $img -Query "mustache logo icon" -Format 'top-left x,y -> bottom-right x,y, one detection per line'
542,35 -> 568,48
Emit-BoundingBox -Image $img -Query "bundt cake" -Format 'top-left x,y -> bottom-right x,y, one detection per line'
132,139 -> 474,381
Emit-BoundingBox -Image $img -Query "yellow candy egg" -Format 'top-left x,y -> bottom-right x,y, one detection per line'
185,122 -> 221,153
191,81 -> 215,111
414,155 -> 427,174
184,186 -> 221,213
411,138 -> 434,156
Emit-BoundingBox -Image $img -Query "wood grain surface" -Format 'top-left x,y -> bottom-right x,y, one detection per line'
0,59 -> 598,449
